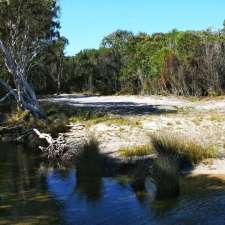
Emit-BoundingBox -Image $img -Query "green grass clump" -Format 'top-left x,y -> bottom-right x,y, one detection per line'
151,135 -> 218,166
119,144 -> 153,158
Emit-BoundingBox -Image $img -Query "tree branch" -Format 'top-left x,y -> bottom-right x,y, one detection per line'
0,78 -> 18,100
0,91 -> 12,103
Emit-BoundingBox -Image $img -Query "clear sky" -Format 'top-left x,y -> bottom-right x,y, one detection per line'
59,0 -> 225,55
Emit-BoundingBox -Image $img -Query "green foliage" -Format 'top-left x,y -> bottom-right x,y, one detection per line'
64,48 -> 120,95
176,32 -> 203,62
29,37 -> 69,94
0,0 -> 60,70
60,24 -> 225,96
2,14 -> 224,97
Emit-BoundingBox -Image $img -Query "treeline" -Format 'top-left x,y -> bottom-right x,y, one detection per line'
1,22 -> 225,97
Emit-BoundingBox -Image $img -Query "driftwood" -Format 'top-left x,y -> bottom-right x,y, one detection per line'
0,125 -> 68,159
33,128 -> 68,159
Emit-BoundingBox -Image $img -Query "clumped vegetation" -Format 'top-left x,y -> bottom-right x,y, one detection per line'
150,135 -> 218,199
118,134 -> 217,164
151,135 -> 218,166
5,106 -> 69,138
2,20 -> 225,99
23,25 -> 225,97
119,144 -> 153,157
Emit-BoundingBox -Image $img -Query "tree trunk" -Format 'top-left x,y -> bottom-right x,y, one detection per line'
56,60 -> 63,95
0,39 -> 45,118
15,71 -> 45,118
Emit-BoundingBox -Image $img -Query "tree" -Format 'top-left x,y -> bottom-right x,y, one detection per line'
0,0 -> 60,118
28,36 -> 68,95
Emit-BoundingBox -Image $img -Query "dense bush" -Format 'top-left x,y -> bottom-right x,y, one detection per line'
2,23 -> 225,97
60,24 -> 225,96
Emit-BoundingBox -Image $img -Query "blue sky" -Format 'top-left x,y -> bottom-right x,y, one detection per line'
60,0 -> 225,55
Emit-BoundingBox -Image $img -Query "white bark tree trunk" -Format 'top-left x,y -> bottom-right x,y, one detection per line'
0,39 -> 45,118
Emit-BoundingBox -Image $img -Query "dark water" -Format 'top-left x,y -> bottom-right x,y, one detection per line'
1,143 -> 225,225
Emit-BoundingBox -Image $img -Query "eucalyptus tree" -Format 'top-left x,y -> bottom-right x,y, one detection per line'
29,36 -> 68,95
0,0 -> 60,118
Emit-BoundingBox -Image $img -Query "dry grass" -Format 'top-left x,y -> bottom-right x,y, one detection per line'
6,108 -> 69,137
7,109 -> 31,125
209,114 -> 225,122
119,144 -> 153,158
151,135 -> 218,165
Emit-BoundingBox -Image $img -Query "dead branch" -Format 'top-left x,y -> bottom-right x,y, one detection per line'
33,128 -> 68,159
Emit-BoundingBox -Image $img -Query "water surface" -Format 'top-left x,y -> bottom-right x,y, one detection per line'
1,143 -> 225,225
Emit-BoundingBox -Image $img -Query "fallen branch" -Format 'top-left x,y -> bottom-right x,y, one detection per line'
33,128 -> 54,145
33,128 -> 68,159
0,124 -> 68,159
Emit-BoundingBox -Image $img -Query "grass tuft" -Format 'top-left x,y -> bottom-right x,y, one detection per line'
6,107 -> 69,137
151,135 -> 218,166
119,144 -> 153,158
7,110 -> 31,125
209,114 -> 225,122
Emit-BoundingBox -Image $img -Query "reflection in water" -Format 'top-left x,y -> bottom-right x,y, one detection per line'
74,138 -> 104,202
0,143 -> 60,225
1,143 -> 225,225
